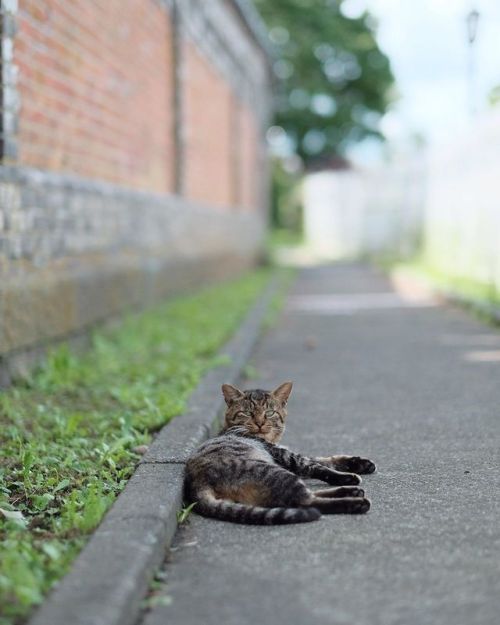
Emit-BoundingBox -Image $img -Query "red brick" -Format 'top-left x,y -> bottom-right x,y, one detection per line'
16,0 -> 175,193
183,42 -> 233,210
13,0 -> 264,210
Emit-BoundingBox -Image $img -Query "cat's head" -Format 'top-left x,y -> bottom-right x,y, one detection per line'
221,382 -> 293,444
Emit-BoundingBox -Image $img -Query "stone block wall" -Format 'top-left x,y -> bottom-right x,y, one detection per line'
0,0 -> 272,382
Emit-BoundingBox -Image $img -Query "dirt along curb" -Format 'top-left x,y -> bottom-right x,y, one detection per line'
390,267 -> 500,325
28,273 -> 283,625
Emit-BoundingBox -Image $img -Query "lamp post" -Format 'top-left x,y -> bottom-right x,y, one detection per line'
466,8 -> 480,116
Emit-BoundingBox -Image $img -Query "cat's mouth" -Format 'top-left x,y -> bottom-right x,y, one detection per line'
237,425 -> 274,440
253,430 -> 273,441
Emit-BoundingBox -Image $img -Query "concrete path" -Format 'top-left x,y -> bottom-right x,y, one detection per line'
141,264 -> 500,625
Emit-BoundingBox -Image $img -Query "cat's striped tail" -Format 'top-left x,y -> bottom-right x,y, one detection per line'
195,491 -> 321,525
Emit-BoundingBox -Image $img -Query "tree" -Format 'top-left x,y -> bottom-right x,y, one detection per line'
254,0 -> 395,166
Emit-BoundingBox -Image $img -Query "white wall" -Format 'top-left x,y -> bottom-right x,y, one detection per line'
303,110 -> 500,294
303,171 -> 365,259
424,112 -> 500,292
303,157 -> 425,260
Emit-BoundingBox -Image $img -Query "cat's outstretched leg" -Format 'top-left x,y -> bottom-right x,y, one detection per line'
315,455 -> 376,475
311,495 -> 370,514
267,447 -> 362,485
314,486 -> 365,498
308,464 -> 362,485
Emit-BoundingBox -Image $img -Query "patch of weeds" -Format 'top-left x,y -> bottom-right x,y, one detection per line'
0,270 -> 270,624
176,502 -> 197,525
242,364 -> 260,380
143,594 -> 173,610
267,228 -> 304,249
141,569 -> 173,611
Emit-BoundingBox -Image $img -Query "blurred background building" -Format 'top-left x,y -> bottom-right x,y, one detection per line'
0,0 -> 271,381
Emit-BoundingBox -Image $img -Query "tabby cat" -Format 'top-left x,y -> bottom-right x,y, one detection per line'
184,382 -> 375,525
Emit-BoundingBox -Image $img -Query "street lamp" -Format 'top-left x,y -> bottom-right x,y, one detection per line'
466,8 -> 480,44
466,8 -> 480,115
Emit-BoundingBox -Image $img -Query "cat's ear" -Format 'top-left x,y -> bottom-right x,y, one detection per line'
272,381 -> 293,406
221,384 -> 244,405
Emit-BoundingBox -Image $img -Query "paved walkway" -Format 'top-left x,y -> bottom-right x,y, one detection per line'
142,264 -> 500,625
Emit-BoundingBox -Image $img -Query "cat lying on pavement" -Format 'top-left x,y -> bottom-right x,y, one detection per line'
185,382 -> 375,525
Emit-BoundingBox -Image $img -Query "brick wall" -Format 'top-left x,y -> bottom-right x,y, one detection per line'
0,0 -> 272,383
240,104 -> 259,211
15,0 -> 175,192
4,0 -> 270,208
183,42 -> 234,209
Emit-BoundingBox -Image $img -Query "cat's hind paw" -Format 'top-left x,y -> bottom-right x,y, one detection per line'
337,472 -> 362,485
350,497 -> 371,514
314,486 -> 365,498
315,496 -> 371,515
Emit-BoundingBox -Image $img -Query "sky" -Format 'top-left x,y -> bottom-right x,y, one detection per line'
342,0 -> 500,157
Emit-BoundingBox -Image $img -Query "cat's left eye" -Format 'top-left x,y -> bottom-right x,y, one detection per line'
265,409 -> 275,417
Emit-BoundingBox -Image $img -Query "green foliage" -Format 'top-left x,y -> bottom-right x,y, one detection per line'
0,271 -> 270,624
141,570 -> 173,611
255,0 -> 395,163
241,364 -> 260,380
269,158 -> 303,230
176,502 -> 197,524
488,84 -> 500,107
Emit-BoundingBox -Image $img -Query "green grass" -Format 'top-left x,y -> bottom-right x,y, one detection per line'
0,270 -> 271,624
176,502 -> 197,525
267,228 -> 304,249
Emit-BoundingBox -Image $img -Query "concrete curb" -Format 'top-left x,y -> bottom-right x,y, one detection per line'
28,275 -> 281,625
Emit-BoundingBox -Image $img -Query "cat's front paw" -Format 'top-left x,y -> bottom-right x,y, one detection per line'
343,456 -> 376,475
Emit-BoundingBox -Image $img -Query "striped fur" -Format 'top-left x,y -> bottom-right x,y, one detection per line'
184,383 -> 374,525
195,489 -> 321,525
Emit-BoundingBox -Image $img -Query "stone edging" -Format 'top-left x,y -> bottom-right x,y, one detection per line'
27,274 -> 281,625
